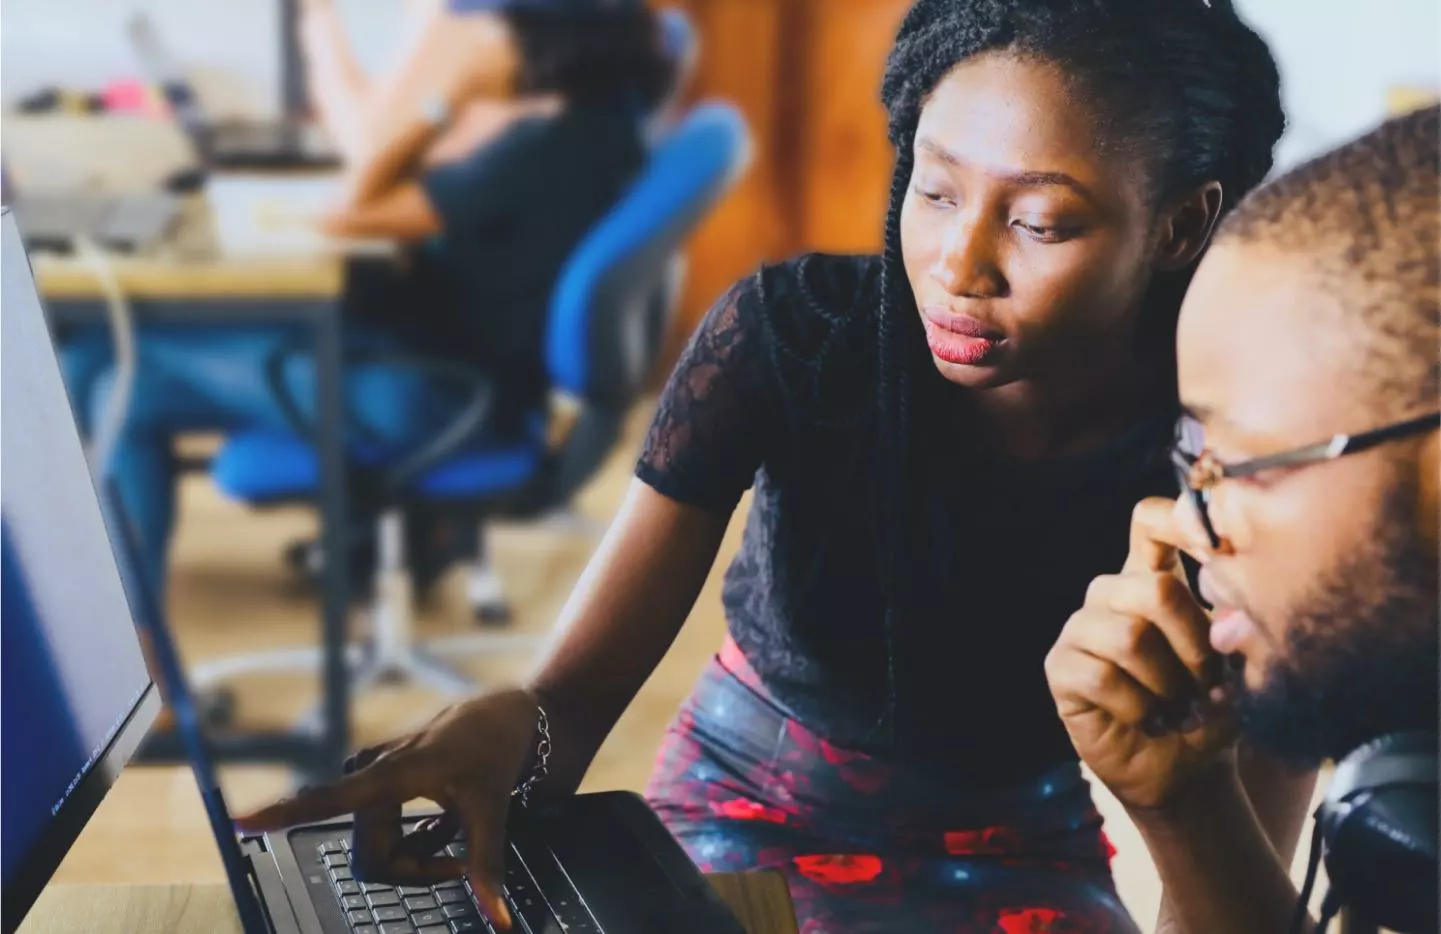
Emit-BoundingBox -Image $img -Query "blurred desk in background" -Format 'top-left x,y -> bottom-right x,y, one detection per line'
32,208 -> 382,783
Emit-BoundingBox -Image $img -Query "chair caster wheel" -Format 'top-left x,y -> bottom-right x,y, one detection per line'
472,602 -> 512,626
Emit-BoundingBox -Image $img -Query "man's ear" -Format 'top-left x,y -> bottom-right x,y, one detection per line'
1154,181 -> 1224,272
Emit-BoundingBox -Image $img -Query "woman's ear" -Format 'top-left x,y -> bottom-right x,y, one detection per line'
1154,181 -> 1224,271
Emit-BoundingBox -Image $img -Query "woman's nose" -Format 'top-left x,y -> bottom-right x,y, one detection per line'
931,218 -> 1005,299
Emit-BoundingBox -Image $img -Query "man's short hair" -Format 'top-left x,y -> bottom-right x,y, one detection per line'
1216,104 -> 1439,409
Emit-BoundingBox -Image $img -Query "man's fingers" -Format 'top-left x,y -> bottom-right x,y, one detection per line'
451,785 -> 512,931
1047,645 -> 1153,726
1064,602 -> 1194,703
1122,497 -> 1190,575
1098,571 -> 1215,685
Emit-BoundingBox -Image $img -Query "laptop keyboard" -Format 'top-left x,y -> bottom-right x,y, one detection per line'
317,834 -> 601,934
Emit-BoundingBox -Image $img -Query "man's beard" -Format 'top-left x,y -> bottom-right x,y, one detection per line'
1235,481 -> 1439,769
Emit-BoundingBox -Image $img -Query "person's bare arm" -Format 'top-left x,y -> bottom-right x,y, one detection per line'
345,8 -> 519,173
1151,716 -> 1317,931
320,183 -> 441,240
297,0 -> 374,160
526,480 -> 732,789
1135,757 -> 1316,934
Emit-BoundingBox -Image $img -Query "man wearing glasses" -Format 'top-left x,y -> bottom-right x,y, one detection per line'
1046,104 -> 1438,934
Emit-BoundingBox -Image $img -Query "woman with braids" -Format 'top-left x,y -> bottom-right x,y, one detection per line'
238,2 -> 1315,931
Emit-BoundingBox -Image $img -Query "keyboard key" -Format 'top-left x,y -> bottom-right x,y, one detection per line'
410,911 -> 445,927
448,841 -> 468,859
341,895 -> 369,911
380,924 -> 417,934
324,853 -> 350,868
355,927 -> 376,934
374,906 -> 409,923
349,909 -> 376,925
398,886 -> 431,897
509,890 -> 559,933
520,848 -> 592,931
448,920 -> 487,934
336,882 -> 362,897
442,904 -> 477,919
362,883 -> 391,893
320,840 -> 345,855
435,889 -> 468,906
434,880 -> 464,892
367,891 -> 401,908
331,868 -> 354,883
418,928 -> 450,934
404,897 -> 439,912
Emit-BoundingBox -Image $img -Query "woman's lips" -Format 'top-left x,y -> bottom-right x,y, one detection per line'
921,306 -> 1004,366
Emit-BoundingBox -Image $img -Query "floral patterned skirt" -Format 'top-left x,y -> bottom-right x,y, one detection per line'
644,640 -> 1141,934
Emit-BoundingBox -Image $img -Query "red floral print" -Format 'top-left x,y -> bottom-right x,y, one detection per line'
792,854 -> 884,885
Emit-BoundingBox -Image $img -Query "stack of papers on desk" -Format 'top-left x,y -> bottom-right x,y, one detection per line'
205,175 -> 393,258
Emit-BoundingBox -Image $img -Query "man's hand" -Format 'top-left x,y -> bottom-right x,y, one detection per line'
1045,497 -> 1238,811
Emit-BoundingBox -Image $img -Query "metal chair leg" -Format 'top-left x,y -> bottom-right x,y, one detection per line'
466,521 -> 511,624
192,510 -> 541,732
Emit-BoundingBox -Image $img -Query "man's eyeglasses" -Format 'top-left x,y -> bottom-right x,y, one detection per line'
1170,410 -> 1441,548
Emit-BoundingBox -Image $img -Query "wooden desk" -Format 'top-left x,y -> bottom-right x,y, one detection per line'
19,873 -> 798,934
32,254 -> 346,303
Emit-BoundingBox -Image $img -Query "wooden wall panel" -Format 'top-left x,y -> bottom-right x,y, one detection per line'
786,0 -> 910,255
656,0 -> 909,370
657,0 -> 787,369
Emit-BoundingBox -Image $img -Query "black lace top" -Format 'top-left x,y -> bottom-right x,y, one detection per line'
637,253 -> 1179,787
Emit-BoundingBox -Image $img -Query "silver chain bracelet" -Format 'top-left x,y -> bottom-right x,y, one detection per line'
511,705 -> 551,807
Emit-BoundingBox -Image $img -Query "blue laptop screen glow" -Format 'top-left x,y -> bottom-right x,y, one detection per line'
0,246 -> 153,887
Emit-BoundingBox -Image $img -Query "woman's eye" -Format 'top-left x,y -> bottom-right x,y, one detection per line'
913,184 -> 954,207
1013,220 -> 1076,242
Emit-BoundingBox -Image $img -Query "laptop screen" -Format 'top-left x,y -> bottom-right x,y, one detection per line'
0,208 -> 160,926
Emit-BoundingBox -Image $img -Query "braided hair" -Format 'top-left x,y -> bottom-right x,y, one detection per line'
865,0 -> 1285,739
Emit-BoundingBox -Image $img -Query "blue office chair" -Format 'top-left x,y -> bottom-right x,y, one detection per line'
192,102 -> 752,706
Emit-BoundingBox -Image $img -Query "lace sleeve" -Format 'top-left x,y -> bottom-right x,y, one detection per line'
635,274 -> 780,514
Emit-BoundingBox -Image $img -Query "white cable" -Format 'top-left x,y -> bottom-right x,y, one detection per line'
71,235 -> 138,481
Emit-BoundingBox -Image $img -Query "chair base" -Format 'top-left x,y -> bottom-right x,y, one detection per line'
190,511 -> 545,732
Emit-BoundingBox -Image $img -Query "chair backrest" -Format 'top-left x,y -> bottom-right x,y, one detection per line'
540,100 -> 750,500
546,100 -> 749,404
648,8 -> 699,139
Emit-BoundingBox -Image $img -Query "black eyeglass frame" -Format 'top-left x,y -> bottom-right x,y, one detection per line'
1170,410 -> 1441,547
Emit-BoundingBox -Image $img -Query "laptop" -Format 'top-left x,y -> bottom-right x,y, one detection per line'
0,207 -> 748,934
4,157 -> 183,254
128,12 -> 341,171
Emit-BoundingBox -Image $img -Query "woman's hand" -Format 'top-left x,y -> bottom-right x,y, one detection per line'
234,687 -> 542,931
1044,497 -> 1238,812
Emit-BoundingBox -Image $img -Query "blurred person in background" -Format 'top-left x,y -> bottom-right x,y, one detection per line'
60,0 -> 674,597
236,2 -> 1309,932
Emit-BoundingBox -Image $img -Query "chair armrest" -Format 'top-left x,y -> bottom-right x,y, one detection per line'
260,341 -> 497,491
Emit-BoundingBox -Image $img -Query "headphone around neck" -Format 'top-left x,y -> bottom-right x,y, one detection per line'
1296,730 -> 1438,934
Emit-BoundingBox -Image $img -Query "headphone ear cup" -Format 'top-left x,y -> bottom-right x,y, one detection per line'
1319,733 -> 1438,934
1322,785 -> 1437,933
